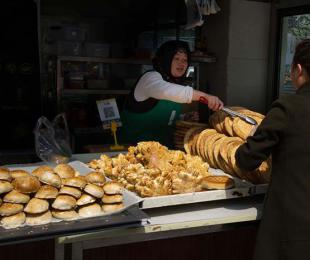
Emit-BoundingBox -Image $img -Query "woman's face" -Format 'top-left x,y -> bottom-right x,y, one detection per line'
171,51 -> 188,78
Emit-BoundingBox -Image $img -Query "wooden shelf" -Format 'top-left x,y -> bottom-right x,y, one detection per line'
62,89 -> 131,95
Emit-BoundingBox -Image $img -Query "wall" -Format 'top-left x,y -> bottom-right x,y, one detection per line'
201,0 -> 271,113
200,0 -> 230,101
226,0 -> 271,113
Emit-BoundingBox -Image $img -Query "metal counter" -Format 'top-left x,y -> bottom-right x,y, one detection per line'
55,195 -> 264,260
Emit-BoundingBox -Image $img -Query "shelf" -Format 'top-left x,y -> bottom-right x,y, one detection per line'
62,89 -> 131,95
191,56 -> 217,63
58,56 -> 152,65
58,56 -> 216,64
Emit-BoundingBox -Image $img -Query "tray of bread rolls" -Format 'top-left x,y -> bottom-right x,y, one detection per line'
0,161 -> 146,244
88,141 -> 269,209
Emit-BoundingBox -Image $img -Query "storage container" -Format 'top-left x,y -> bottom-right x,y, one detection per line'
57,41 -> 82,56
84,42 -> 110,58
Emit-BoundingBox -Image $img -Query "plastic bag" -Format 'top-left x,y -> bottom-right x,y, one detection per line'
34,113 -> 72,164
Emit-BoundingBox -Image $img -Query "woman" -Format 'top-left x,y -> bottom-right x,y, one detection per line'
235,39 -> 310,260
120,40 -> 223,147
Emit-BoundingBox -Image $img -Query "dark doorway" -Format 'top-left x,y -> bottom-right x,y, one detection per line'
0,0 -> 41,161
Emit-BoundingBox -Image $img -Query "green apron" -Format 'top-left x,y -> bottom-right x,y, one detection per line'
119,100 -> 181,148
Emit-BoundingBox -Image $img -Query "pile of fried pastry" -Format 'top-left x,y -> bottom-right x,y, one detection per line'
88,142 -> 235,198
183,107 -> 271,184
0,164 -> 123,229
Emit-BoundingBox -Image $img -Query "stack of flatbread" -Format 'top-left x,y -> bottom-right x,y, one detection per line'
173,120 -> 208,150
208,107 -> 265,140
183,108 -> 271,184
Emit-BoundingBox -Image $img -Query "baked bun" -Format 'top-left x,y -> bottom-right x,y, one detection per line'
26,210 -> 52,226
0,197 -> 2,206
200,175 -> 235,190
62,177 -> 86,189
32,165 -> 54,178
3,190 -> 30,204
1,212 -> 26,228
51,209 -> 78,220
0,167 -> 12,182
76,194 -> 96,206
54,164 -> 75,179
78,203 -> 102,218
59,186 -> 82,199
10,169 -> 30,179
38,171 -> 62,188
35,185 -> 59,199
0,180 -> 13,194
52,195 -> 76,210
103,181 -> 123,195
24,198 -> 49,214
84,184 -> 104,198
102,194 -> 123,204
77,175 -> 86,181
102,203 -> 124,213
0,203 -> 24,216
0,167 -> 9,172
85,172 -> 106,186
12,176 -> 41,193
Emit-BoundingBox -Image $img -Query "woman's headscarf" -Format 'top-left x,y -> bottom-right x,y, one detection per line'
152,40 -> 191,85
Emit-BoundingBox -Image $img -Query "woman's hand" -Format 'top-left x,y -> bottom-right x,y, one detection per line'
192,90 -> 224,111
204,94 -> 224,111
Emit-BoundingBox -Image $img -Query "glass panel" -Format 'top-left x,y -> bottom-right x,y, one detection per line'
279,14 -> 310,95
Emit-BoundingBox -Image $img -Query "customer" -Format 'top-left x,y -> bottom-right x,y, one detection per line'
235,39 -> 310,260
120,40 -> 223,147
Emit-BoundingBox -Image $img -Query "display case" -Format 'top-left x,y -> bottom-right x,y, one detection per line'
55,55 -> 215,151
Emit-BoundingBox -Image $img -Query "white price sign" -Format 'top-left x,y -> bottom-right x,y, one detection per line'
96,98 -> 122,130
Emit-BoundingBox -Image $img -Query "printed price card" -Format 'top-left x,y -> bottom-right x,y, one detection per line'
96,98 -> 122,130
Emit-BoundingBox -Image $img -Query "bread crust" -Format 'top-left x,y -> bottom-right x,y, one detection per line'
12,176 -> 41,193
1,212 -> 26,228
4,190 -> 30,204
201,175 -> 234,190
35,185 -> 59,199
54,164 -> 75,179
102,194 -> 123,204
24,198 -> 49,214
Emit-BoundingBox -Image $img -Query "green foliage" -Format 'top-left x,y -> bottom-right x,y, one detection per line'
288,14 -> 310,40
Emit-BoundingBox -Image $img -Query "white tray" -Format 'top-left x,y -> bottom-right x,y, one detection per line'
138,168 -> 268,209
139,183 -> 267,209
7,161 -> 267,210
5,161 -> 142,224
69,162 -> 267,210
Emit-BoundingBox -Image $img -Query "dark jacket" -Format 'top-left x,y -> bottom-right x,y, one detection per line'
236,83 -> 310,260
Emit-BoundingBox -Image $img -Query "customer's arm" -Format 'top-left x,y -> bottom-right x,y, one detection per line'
235,99 -> 288,171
